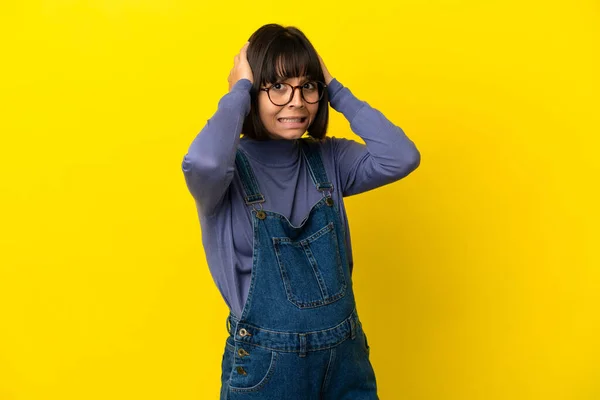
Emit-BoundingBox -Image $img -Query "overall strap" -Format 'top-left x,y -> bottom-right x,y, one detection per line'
234,149 -> 265,205
299,138 -> 334,194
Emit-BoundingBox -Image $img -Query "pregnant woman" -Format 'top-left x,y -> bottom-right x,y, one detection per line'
182,23 -> 421,399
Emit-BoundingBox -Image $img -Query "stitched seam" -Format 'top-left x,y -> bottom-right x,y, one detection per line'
239,212 -> 259,321
272,241 -> 296,304
301,243 -> 329,298
321,347 -> 336,395
271,220 -> 345,309
229,352 -> 278,392
236,337 -> 351,354
232,308 -> 356,335
273,221 -> 334,245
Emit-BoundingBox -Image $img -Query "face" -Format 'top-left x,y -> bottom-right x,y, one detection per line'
258,77 -> 320,140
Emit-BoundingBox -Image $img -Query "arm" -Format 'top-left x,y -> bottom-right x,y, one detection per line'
328,78 -> 421,196
181,79 -> 252,216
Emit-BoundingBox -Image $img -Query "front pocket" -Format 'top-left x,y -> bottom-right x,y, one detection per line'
229,344 -> 278,392
273,222 -> 347,309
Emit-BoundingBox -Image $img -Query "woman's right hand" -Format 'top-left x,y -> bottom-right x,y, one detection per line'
228,42 -> 254,91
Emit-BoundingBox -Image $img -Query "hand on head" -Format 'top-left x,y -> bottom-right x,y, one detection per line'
317,54 -> 333,85
228,42 -> 254,91
228,41 -> 333,91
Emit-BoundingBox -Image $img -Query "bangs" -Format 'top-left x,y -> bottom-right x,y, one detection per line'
259,35 -> 321,85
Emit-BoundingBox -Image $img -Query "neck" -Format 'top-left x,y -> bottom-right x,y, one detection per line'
240,136 -> 301,167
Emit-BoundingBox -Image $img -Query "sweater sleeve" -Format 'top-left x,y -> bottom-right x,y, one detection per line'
327,78 -> 421,197
181,79 -> 253,216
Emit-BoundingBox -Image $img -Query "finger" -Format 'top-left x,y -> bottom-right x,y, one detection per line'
241,41 -> 249,55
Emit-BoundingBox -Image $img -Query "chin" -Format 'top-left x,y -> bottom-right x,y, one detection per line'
269,130 -> 307,140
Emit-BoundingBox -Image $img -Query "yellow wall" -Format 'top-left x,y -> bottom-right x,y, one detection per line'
1,1 -> 598,399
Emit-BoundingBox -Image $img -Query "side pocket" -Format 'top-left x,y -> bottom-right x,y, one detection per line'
229,343 -> 278,393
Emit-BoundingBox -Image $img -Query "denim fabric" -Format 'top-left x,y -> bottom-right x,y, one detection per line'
220,138 -> 378,399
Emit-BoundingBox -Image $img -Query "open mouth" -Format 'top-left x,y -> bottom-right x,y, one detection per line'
278,117 -> 307,123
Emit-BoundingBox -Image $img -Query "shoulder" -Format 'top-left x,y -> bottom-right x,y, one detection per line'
304,136 -> 369,177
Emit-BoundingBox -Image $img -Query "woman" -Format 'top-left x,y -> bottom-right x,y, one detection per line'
182,23 -> 420,399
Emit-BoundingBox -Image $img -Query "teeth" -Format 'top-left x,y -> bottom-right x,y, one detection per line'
280,118 -> 303,122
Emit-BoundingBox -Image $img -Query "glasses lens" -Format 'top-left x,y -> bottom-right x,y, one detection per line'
269,83 -> 293,106
301,81 -> 324,104
267,82 -> 325,105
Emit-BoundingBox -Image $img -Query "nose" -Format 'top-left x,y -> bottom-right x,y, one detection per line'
288,86 -> 304,107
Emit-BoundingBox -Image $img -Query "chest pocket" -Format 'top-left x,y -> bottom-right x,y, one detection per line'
272,222 -> 347,309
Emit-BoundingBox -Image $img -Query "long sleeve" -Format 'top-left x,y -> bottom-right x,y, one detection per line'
181,79 -> 253,216
327,78 -> 421,196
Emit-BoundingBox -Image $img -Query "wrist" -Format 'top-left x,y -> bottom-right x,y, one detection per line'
326,78 -> 343,100
231,79 -> 253,92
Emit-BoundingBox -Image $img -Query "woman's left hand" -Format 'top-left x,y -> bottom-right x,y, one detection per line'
318,54 -> 334,85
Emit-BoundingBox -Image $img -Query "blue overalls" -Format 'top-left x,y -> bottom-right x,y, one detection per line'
220,138 -> 378,399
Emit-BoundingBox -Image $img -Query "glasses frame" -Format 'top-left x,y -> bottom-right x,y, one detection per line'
259,81 -> 327,106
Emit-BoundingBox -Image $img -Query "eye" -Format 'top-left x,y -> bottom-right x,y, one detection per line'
271,83 -> 287,92
302,81 -> 318,91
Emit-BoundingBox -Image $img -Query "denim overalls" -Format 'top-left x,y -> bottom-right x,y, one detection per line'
220,138 -> 378,399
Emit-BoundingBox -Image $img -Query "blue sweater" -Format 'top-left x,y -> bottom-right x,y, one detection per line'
182,78 -> 420,318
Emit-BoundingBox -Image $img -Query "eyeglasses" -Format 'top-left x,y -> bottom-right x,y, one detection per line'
260,81 -> 327,106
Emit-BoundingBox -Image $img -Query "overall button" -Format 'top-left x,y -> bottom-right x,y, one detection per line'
325,197 -> 334,206
236,366 -> 247,375
239,328 -> 252,337
237,348 -> 250,357
256,210 -> 266,220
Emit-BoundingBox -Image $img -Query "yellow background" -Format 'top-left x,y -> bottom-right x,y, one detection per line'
1,1 -> 599,399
